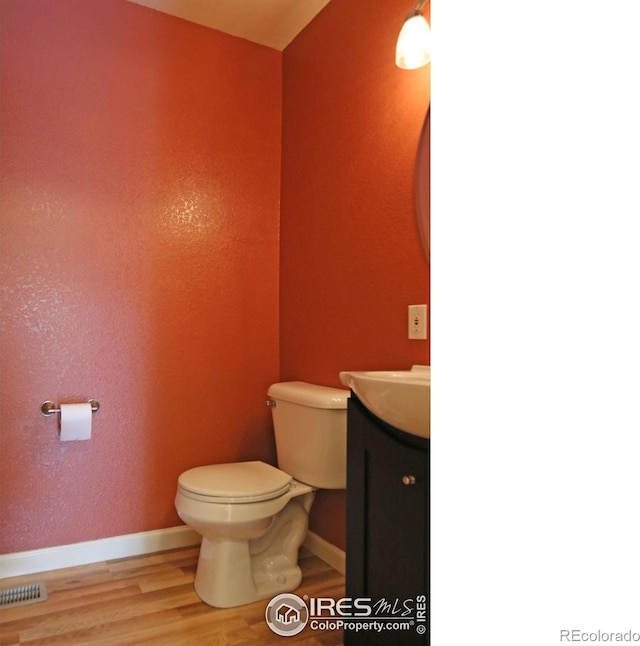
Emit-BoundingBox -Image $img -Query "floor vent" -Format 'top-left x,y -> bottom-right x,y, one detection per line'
0,582 -> 47,609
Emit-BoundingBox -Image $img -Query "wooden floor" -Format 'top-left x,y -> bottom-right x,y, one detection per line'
0,546 -> 345,645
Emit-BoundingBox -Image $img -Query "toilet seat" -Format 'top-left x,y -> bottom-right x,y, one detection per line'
178,461 -> 292,504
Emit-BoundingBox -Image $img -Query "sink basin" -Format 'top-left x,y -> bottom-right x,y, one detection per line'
339,365 -> 430,438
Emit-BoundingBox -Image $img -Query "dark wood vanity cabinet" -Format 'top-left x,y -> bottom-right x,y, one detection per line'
345,393 -> 429,646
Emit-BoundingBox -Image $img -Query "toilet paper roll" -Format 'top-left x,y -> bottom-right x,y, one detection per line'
59,403 -> 92,441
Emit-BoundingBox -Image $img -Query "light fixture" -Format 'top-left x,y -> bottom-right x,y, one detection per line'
396,0 -> 431,70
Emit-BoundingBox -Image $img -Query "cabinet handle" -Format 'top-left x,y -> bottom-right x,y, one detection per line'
402,475 -> 416,486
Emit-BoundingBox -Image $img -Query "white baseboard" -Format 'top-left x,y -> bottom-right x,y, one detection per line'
0,525 -> 201,579
303,530 -> 345,575
0,526 -> 345,580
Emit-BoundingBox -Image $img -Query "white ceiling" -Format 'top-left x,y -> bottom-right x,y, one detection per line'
128,0 -> 333,51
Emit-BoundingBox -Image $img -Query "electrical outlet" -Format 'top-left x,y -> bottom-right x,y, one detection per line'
408,304 -> 427,340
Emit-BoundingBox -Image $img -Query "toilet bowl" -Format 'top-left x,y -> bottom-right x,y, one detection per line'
175,381 -> 349,608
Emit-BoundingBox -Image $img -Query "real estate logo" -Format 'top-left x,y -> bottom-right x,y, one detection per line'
266,592 -> 428,638
265,593 -> 309,636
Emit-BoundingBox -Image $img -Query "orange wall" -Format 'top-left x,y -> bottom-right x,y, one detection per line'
0,0 -> 281,553
0,0 -> 428,557
281,0 -> 430,549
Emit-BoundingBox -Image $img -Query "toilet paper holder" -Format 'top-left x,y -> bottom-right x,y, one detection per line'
40,400 -> 100,417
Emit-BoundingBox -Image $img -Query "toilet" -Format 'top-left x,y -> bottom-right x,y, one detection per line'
174,381 -> 349,608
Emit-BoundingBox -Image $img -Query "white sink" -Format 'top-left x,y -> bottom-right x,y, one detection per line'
339,365 -> 430,438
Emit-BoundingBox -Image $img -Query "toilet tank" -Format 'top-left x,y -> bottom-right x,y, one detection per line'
267,381 -> 349,489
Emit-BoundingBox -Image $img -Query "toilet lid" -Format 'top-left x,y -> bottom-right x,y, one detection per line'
178,461 -> 292,503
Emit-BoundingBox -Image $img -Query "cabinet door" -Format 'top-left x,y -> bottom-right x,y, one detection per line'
346,396 -> 429,646
366,425 -> 428,603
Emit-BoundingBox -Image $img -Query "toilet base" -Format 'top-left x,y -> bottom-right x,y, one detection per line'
193,497 -> 310,608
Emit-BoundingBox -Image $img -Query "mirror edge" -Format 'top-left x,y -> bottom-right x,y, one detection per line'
415,107 -> 430,264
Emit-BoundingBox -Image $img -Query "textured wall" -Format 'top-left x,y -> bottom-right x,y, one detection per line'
280,0 -> 431,549
0,0 -> 430,558
0,0 -> 281,553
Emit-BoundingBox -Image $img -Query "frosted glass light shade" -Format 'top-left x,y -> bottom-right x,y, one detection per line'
395,13 -> 431,69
